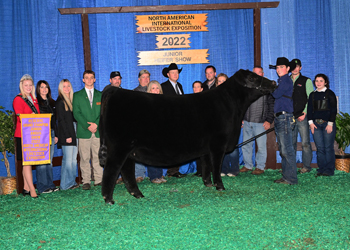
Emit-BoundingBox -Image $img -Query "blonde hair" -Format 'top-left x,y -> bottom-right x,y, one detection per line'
216,73 -> 228,86
147,80 -> 163,94
19,74 -> 36,99
58,79 -> 73,111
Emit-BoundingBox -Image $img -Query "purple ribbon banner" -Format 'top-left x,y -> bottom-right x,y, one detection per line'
20,114 -> 51,165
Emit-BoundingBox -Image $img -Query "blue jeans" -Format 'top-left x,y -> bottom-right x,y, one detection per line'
293,115 -> 313,170
147,166 -> 163,180
312,122 -> 336,175
222,148 -> 240,175
135,162 -> 146,178
275,113 -> 297,184
36,129 -> 56,193
60,139 -> 78,190
242,121 -> 267,170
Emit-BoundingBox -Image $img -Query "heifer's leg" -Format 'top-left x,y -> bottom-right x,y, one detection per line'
102,149 -> 131,205
120,158 -> 144,198
200,155 -> 213,187
210,152 -> 226,191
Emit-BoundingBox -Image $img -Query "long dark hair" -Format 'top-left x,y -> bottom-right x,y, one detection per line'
36,80 -> 55,108
314,74 -> 330,89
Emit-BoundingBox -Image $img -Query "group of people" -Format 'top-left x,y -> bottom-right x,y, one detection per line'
267,57 -> 337,185
13,71 -> 103,198
128,63 -> 240,183
13,58 -> 337,198
192,59 -> 337,186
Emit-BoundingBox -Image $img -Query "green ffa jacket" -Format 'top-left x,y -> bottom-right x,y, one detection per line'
73,88 -> 102,139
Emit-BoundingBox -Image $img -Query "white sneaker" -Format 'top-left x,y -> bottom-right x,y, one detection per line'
220,173 -> 226,177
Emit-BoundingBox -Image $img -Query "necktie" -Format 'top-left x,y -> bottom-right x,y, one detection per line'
89,90 -> 93,107
175,84 -> 180,95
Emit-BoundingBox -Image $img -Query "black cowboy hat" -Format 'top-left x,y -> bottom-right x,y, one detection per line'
269,57 -> 296,72
162,63 -> 183,78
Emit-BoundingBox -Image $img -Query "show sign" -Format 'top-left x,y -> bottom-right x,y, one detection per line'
136,14 -> 208,33
20,114 -> 51,165
138,49 -> 209,66
156,34 -> 191,49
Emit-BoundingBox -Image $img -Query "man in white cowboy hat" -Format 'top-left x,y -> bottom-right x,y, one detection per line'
161,63 -> 185,178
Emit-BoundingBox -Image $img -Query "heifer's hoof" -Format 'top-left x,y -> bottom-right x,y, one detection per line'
216,186 -> 226,191
105,199 -> 115,205
131,192 -> 145,199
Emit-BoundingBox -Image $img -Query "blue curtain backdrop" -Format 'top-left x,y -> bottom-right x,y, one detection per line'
1,0 -> 350,177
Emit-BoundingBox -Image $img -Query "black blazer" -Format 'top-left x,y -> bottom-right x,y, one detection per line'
56,96 -> 77,147
161,80 -> 184,96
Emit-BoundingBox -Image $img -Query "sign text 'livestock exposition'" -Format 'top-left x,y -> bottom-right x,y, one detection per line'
136,14 -> 208,33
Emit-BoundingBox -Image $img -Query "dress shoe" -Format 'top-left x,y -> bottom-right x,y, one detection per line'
94,182 -> 102,186
22,189 -> 30,196
151,178 -> 162,184
31,195 -> 39,199
169,173 -> 186,178
252,168 -> 265,175
136,177 -> 144,183
240,166 -> 252,173
82,183 -> 91,190
274,178 -> 291,184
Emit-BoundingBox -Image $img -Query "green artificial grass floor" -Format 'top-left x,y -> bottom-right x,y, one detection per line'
1,169 -> 350,249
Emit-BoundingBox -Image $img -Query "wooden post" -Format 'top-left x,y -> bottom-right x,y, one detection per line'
253,7 -> 261,67
81,13 -> 92,71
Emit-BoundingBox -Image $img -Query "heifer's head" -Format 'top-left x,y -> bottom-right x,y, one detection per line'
233,69 -> 276,94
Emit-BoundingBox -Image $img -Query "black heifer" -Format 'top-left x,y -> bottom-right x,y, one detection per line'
100,69 -> 276,204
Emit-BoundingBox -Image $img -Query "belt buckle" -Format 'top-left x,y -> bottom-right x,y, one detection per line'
315,119 -> 325,124
275,111 -> 285,118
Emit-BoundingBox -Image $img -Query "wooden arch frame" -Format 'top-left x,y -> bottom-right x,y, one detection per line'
57,2 -> 307,171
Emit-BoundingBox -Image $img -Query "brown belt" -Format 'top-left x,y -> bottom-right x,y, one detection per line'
315,119 -> 327,124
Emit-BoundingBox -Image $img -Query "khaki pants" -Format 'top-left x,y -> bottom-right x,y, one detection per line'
78,133 -> 103,184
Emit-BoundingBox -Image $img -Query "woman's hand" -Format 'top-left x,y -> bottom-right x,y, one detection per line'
310,123 -> 317,134
54,137 -> 58,144
325,125 -> 333,134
